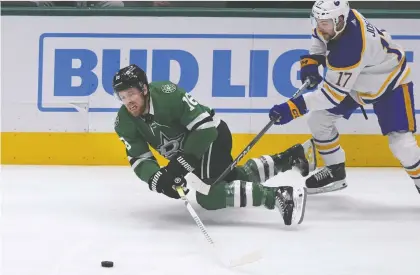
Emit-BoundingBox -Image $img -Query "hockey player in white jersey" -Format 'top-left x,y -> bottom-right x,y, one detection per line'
269,0 -> 420,195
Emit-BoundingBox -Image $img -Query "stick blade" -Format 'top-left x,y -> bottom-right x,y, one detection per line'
228,250 -> 263,268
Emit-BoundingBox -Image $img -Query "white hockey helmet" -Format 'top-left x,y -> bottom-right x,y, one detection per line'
311,0 -> 351,39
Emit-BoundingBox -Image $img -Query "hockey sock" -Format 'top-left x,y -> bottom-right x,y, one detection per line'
403,160 -> 420,181
388,132 -> 420,194
195,180 -> 276,210
402,160 -> 420,193
313,133 -> 345,165
235,153 -> 292,184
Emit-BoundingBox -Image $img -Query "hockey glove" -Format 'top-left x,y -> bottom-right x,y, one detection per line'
269,96 -> 308,125
166,153 -> 198,177
300,54 -> 325,90
148,168 -> 189,199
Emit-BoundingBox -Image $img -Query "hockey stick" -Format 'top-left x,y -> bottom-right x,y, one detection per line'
176,186 -> 215,245
360,106 -> 368,120
212,79 -> 311,186
175,186 -> 262,267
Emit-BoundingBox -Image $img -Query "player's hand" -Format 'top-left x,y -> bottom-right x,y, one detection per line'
300,54 -> 325,90
166,153 -> 199,177
269,96 -> 307,125
148,168 -> 189,199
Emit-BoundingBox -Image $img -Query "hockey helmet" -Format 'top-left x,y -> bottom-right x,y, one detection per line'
311,0 -> 350,39
112,64 -> 149,95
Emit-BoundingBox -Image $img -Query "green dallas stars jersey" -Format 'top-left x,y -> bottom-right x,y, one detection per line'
114,81 -> 298,214
114,81 -> 219,183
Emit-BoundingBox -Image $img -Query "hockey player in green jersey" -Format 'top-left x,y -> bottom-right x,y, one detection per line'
113,64 -> 316,226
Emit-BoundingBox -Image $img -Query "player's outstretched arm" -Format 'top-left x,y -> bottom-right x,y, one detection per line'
115,111 -> 187,199
269,60 -> 363,126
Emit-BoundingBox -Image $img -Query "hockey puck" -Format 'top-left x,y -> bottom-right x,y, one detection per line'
101,261 -> 114,268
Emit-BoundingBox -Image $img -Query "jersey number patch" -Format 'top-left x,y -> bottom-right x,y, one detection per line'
119,137 -> 132,150
182,94 -> 199,111
336,72 -> 353,87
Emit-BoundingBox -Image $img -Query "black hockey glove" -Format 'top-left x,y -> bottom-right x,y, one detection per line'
166,153 -> 199,177
148,168 -> 189,199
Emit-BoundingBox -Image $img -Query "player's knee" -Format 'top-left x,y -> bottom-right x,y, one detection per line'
306,111 -> 321,132
195,184 -> 225,211
307,111 -> 337,138
388,132 -> 420,166
196,192 -> 215,210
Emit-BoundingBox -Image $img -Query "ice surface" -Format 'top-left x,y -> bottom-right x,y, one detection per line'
1,165 -> 419,275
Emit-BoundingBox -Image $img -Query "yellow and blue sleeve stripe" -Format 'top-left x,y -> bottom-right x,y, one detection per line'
320,80 -> 347,106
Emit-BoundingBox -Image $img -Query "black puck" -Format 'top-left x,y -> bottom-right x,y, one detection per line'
101,261 -> 114,268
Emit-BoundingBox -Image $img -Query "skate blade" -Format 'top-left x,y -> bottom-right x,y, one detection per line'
307,180 -> 348,195
292,187 -> 308,225
297,187 -> 308,224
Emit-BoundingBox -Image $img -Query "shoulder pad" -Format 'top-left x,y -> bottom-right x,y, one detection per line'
327,10 -> 365,70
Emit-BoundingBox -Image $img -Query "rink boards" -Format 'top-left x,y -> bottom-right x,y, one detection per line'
1,15 -> 420,166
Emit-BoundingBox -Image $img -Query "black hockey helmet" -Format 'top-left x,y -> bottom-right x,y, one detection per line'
112,64 -> 149,95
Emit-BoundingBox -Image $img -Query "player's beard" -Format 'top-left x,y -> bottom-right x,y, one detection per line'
320,22 -> 345,42
127,94 -> 149,118
125,101 -> 138,117
319,30 -> 333,41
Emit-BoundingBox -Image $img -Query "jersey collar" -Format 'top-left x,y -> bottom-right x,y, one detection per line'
148,95 -> 155,115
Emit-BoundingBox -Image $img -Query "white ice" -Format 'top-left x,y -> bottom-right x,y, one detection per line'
1,165 -> 419,275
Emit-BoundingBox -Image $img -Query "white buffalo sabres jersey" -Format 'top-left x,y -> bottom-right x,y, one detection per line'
303,9 -> 411,110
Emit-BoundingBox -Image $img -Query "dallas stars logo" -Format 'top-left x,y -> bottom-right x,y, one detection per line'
157,132 -> 186,159
161,83 -> 176,94
148,121 -> 170,136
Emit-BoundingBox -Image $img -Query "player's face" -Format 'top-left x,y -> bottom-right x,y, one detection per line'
315,19 -> 335,40
119,87 -> 146,117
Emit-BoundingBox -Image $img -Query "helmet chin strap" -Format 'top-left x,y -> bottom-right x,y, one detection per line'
331,20 -> 346,40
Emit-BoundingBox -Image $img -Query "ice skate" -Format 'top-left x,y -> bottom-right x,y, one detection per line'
306,163 -> 347,195
275,186 -> 308,225
272,139 -> 317,177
